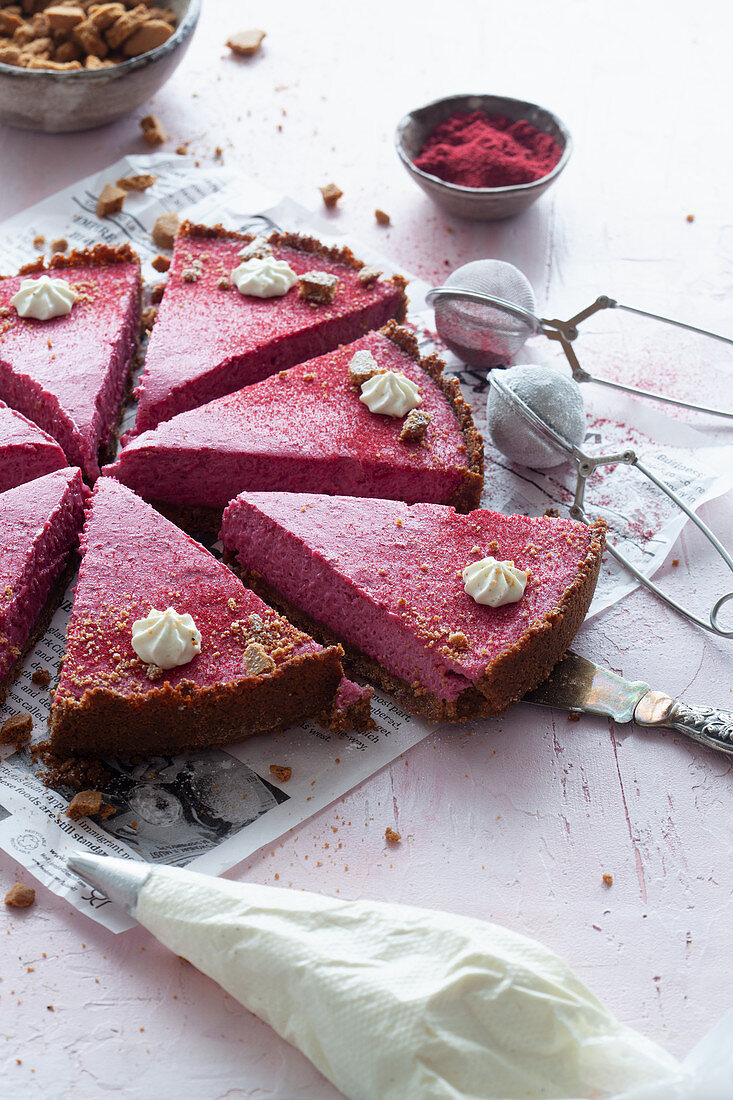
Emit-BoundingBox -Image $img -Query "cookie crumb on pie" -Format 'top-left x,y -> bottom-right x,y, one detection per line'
348,348 -> 382,387
4,882 -> 35,908
375,209 -> 391,226
182,260 -> 204,283
31,668 -> 52,688
117,174 -> 157,192
145,663 -> 163,681
96,182 -> 126,218
66,789 -> 103,820
269,764 -> 292,783
298,270 -> 339,304
216,275 -> 232,290
0,712 -> 33,746
141,114 -> 167,147
244,642 -> 276,675
142,306 -> 158,332
385,827 -> 401,844
152,211 -> 180,251
226,29 -> 266,56
239,235 -> 273,261
358,266 -> 382,286
320,182 -> 343,209
447,631 -> 469,650
399,408 -> 432,443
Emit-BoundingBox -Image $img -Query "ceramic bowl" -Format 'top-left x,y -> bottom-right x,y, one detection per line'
0,0 -> 200,133
395,93 -> 572,221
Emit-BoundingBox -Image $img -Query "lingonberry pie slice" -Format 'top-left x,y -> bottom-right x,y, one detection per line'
49,479 -> 364,759
105,323 -> 483,525
221,492 -> 606,722
131,222 -> 407,434
0,246 -> 141,480
0,399 -> 67,493
0,466 -> 87,704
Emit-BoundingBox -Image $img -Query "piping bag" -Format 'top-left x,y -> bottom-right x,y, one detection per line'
68,853 -> 732,1100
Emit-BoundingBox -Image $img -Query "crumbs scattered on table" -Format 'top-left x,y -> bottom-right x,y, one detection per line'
4,882 -> 35,908
385,827 -> 402,844
0,712 -> 33,746
375,209 -> 391,226
117,174 -> 157,192
320,183 -> 343,209
152,212 -> 180,251
32,234 -> 45,250
269,764 -> 292,783
686,214 -> 695,223
602,873 -> 613,886
672,559 -> 679,567
31,668 -> 52,688
152,254 -> 171,273
141,114 -> 167,147
96,182 -> 126,218
50,238 -> 68,253
226,29 -> 266,57
567,712 -> 581,722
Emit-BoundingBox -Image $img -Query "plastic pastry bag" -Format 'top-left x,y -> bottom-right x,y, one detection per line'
127,865 -> 732,1100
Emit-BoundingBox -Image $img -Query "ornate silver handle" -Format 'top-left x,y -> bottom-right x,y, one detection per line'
634,690 -> 733,756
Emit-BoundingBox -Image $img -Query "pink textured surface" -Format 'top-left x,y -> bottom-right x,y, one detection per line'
108,330 -> 472,509
1,3 -> 732,1097
133,230 -> 404,433
0,467 -> 86,683
0,260 -> 140,479
0,399 -> 66,492
221,492 -> 598,699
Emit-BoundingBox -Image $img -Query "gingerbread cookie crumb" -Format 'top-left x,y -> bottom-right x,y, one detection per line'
151,211 -> 180,250
151,254 -> 170,273
5,882 -> 35,909
357,266 -> 381,286
66,790 -> 103,820
319,182 -> 343,209
348,349 -> 382,388
226,29 -> 266,56
298,270 -> 339,304
244,642 -> 276,676
31,668 -> 52,688
0,713 -> 33,745
374,209 -> 391,226
385,827 -> 402,844
96,183 -> 126,218
269,764 -> 292,783
50,238 -> 68,253
32,234 -> 45,250
447,631 -> 469,650
602,873 -> 613,886
117,174 -> 156,192
141,114 -> 167,147
399,409 -> 432,443
216,275 -> 232,290
238,235 -> 273,261
141,306 -> 158,332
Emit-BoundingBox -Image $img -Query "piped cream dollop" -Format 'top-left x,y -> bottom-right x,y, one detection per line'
131,607 -> 202,670
359,371 -> 422,417
11,275 -> 78,320
463,557 -> 527,607
230,255 -> 297,298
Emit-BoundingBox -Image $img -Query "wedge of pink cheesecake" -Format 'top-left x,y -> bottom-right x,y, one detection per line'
0,399 -> 67,493
0,466 -> 88,704
49,479 -> 371,759
221,492 -> 606,722
130,222 -> 407,434
105,323 -> 483,526
0,246 -> 141,480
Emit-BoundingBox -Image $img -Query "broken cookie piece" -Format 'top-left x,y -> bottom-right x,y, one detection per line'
96,182 -> 126,218
399,408 -> 432,443
226,29 -> 266,57
385,827 -> 402,844
117,174 -> 157,192
244,642 -> 276,676
348,349 -> 383,388
66,789 -> 103,820
4,882 -> 35,908
375,209 -> 391,226
31,668 -> 52,688
269,764 -> 292,783
298,270 -> 339,305
152,254 -> 171,273
238,235 -> 273,261
358,266 -> 382,287
319,182 -> 343,209
140,114 -> 167,147
152,211 -> 180,251
0,713 -> 33,746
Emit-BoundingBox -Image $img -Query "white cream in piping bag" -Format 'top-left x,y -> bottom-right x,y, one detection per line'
134,866 -> 684,1100
11,275 -> 78,320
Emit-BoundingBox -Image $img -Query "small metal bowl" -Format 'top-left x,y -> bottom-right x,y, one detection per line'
395,93 -> 572,221
0,0 -> 200,133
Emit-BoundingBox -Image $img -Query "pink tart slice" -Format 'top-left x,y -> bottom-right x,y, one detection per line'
0,399 -> 67,493
0,466 -> 88,704
106,323 -> 483,525
0,245 -> 141,480
221,492 -> 606,722
131,222 -> 407,434
49,479 -> 364,759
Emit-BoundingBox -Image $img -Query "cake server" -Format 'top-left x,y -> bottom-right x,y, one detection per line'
524,650 -> 733,756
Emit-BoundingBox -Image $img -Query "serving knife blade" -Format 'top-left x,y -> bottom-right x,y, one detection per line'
524,651 -> 733,756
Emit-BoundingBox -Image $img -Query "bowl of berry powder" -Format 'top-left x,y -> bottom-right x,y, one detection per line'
395,93 -> 572,220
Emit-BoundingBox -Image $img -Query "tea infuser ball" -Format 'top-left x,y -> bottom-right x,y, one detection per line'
486,365 -> 586,468
433,260 -> 537,368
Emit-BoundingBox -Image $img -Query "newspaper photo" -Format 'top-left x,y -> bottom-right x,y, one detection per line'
1,153 -> 731,930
